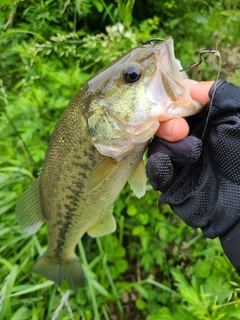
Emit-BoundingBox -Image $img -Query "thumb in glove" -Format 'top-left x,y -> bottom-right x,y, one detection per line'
147,135 -> 202,192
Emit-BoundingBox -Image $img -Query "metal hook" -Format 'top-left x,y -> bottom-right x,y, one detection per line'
180,50 -> 221,72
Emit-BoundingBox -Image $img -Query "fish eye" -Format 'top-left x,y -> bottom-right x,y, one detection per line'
123,63 -> 142,84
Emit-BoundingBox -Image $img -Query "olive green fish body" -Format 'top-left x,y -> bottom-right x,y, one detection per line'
17,84 -> 148,288
16,37 -> 203,289
40,93 -> 147,255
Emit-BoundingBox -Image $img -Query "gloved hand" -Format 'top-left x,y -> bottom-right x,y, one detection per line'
147,79 -> 240,275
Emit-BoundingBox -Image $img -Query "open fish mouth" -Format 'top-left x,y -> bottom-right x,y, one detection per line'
146,38 -> 202,122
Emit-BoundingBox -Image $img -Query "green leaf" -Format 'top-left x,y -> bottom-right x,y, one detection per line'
92,0 -> 103,12
127,204 -> 137,216
135,299 -> 146,310
10,306 -> 29,320
172,270 -> 201,306
194,260 -> 212,278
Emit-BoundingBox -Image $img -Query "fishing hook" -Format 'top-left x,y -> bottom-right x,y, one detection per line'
180,50 -> 221,72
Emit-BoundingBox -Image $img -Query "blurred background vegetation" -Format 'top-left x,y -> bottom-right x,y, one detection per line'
1,0 -> 240,319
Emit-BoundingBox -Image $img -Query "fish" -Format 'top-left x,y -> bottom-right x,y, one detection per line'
16,37 -> 202,289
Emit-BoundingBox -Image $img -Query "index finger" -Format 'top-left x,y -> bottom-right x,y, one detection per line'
184,79 -> 214,105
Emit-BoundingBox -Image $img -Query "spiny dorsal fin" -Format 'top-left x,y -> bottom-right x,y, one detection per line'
87,209 -> 116,237
85,157 -> 120,193
16,178 -> 45,235
128,159 -> 146,199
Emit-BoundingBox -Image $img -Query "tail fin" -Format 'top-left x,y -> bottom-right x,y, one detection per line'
31,252 -> 85,289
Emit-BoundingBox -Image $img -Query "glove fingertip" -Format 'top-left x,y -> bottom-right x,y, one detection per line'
146,153 -> 173,191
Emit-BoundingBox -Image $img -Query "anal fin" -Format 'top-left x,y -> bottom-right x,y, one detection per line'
128,159 -> 146,199
87,210 -> 116,237
16,178 -> 45,235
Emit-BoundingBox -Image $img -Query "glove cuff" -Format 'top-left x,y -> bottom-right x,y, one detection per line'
220,220 -> 240,275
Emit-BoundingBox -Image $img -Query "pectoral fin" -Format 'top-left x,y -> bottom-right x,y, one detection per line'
16,178 -> 45,235
87,210 -> 116,237
85,157 -> 120,193
128,159 -> 146,199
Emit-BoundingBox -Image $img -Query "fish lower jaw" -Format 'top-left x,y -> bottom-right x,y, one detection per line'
157,105 -> 201,121
94,143 -> 135,161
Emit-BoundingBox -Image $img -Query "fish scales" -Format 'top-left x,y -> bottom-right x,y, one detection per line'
16,37 -> 202,289
40,87 -> 139,255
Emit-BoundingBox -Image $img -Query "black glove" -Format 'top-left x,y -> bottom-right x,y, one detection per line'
147,79 -> 240,275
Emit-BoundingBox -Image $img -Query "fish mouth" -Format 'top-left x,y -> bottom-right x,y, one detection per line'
146,37 -> 203,121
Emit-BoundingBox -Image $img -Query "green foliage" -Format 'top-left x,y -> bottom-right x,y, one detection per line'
1,0 -> 240,319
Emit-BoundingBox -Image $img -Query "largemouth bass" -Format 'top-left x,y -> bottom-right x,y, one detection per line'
16,37 -> 202,289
